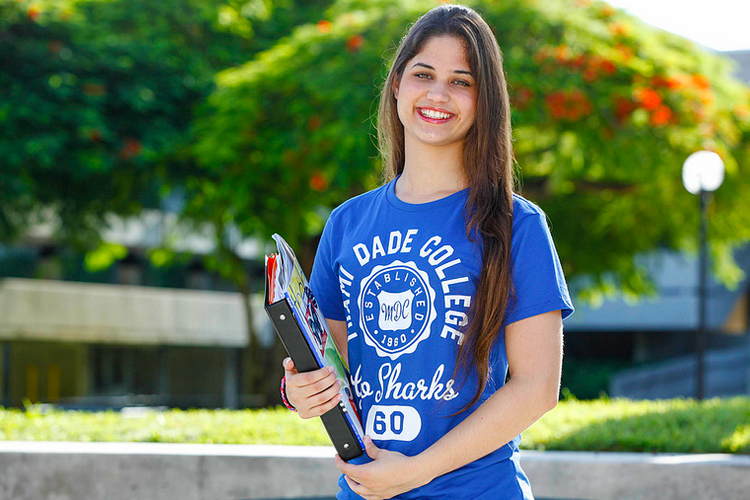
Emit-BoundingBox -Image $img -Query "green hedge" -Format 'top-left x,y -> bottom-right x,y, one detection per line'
1,397 -> 748,454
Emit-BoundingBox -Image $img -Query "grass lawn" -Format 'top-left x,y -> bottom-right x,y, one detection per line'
1,396 -> 748,454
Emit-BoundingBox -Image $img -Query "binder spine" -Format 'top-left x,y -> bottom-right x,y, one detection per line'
265,299 -> 364,461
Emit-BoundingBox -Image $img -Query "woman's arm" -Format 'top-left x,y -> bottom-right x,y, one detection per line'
335,309 -> 563,500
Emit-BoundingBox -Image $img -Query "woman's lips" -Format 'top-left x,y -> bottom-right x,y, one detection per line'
417,107 -> 455,123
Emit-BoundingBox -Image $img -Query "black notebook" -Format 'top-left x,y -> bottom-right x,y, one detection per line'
265,233 -> 364,461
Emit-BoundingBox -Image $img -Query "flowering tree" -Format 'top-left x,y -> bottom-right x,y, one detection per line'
191,0 -> 750,303
0,0 -> 328,247
0,0 -> 333,402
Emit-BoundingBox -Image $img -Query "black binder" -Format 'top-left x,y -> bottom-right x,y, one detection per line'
264,235 -> 364,461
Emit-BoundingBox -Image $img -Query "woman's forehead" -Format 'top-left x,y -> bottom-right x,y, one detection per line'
409,35 -> 472,72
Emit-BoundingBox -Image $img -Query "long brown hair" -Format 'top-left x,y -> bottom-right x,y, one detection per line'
377,4 -> 517,412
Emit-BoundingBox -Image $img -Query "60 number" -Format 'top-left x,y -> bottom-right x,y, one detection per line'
373,410 -> 404,435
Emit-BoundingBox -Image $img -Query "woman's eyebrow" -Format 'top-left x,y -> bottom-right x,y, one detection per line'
410,62 -> 473,76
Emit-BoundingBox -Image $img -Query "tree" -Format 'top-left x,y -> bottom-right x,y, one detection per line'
190,0 -> 750,307
0,0 -> 334,403
0,0 -> 334,246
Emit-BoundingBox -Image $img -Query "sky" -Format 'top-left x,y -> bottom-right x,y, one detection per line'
605,0 -> 750,52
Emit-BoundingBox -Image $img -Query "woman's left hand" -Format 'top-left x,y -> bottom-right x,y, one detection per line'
334,435 -> 432,500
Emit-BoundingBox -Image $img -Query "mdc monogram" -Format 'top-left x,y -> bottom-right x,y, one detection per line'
358,260 -> 437,360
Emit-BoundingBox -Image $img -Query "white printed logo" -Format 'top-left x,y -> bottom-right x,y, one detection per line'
365,405 -> 421,441
377,290 -> 414,331
358,261 -> 437,360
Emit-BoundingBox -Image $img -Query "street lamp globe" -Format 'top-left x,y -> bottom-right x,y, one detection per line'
682,150 -> 725,194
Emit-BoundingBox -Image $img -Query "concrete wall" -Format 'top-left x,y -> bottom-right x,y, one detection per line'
0,442 -> 748,500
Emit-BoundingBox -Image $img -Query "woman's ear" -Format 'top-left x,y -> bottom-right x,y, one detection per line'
392,74 -> 400,99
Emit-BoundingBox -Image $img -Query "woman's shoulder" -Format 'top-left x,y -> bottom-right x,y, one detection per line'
511,192 -> 547,226
329,182 -> 391,222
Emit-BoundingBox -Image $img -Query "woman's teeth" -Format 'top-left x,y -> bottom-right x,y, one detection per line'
419,108 -> 453,119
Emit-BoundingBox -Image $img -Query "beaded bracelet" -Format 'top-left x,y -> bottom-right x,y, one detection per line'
280,376 -> 297,412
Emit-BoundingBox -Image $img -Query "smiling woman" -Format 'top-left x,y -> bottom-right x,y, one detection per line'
282,4 -> 574,500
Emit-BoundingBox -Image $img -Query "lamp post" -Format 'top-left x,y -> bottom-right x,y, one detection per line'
682,151 -> 725,401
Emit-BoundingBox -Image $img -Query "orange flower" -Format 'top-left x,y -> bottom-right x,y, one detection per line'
553,44 -> 572,63
614,44 -> 633,61
316,20 -> 332,34
734,105 -> 750,119
307,115 -> 322,131
608,22 -> 631,38
570,53 -> 587,69
27,6 -> 41,21
583,67 -> 599,83
650,105 -> 672,126
545,90 -> 592,121
691,74 -> 711,90
545,91 -> 567,119
346,34 -> 364,52
82,84 -> 106,97
666,76 -> 685,90
568,89 -> 593,120
614,96 -> 635,122
533,46 -> 551,64
600,5 -> 616,17
47,40 -> 63,54
309,172 -> 328,192
699,90 -> 714,107
88,129 -> 102,142
601,60 -> 616,74
634,87 -> 661,111
118,138 -> 142,160
512,87 -> 534,110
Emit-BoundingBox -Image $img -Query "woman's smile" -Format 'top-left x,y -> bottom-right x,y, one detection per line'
417,107 -> 455,122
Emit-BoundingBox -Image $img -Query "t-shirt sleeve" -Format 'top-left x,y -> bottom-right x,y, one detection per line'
309,214 -> 347,321
502,211 -> 575,327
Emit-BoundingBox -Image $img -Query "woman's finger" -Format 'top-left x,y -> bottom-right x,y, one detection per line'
287,366 -> 336,389
345,474 -> 378,499
309,388 -> 343,416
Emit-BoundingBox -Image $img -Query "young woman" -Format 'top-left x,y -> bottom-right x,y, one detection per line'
282,4 -> 574,499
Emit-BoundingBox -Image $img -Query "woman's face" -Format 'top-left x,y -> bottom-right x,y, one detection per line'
393,35 -> 477,151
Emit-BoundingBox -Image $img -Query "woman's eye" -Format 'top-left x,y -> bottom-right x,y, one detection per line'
415,73 -> 431,79
454,80 -> 470,87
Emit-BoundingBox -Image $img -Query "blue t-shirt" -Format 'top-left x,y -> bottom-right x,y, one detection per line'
309,175 -> 574,500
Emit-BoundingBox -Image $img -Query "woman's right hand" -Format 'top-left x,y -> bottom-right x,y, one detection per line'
283,357 -> 343,419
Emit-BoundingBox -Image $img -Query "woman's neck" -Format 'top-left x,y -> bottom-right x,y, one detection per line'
395,142 -> 467,204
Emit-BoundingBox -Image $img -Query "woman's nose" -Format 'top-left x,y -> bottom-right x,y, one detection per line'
427,81 -> 449,102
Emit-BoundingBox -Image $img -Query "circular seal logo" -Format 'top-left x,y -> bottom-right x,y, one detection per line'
358,260 -> 437,360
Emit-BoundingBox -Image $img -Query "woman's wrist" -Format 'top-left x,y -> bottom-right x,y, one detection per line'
411,449 -> 441,488
280,376 -> 297,412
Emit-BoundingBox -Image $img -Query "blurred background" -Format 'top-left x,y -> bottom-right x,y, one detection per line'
1,0 -> 749,412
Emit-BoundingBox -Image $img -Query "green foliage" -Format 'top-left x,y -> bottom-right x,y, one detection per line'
0,0 -> 228,244
83,241 -> 128,272
0,0 -> 332,249
523,396 -> 750,454
191,0 -> 750,300
2,397 -> 749,454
